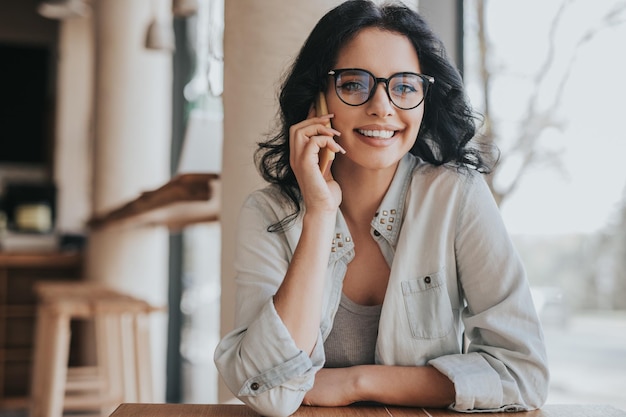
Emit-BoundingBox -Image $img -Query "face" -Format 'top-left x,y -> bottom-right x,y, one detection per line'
326,27 -> 425,174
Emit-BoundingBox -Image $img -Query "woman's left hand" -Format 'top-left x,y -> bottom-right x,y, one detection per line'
302,367 -> 361,407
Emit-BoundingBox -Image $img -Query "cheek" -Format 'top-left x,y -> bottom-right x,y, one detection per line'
329,118 -> 350,140
415,105 -> 426,122
325,107 -> 355,134
405,109 -> 425,136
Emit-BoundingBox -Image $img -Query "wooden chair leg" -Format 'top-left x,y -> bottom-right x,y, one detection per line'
30,308 -> 71,417
47,311 -> 71,417
97,314 -> 126,403
96,313 -> 123,416
119,313 -> 138,402
29,305 -> 50,417
134,313 -> 153,402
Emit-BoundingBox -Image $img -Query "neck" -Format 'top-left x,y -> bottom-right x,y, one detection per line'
333,162 -> 398,226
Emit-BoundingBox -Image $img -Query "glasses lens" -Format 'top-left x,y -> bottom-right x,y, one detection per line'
388,73 -> 425,109
334,70 -> 375,106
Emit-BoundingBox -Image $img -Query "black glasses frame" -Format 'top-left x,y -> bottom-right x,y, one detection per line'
328,68 -> 435,110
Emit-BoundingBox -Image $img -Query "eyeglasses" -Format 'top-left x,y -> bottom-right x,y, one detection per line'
328,68 -> 434,110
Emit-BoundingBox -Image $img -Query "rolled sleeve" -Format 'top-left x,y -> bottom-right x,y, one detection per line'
446,174 -> 549,412
215,300 -> 325,417
214,189 -> 326,417
234,300 -> 323,396
429,353 -> 505,411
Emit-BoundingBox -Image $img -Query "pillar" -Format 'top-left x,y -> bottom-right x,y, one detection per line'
86,0 -> 172,401
54,15 -> 93,234
417,0 -> 463,70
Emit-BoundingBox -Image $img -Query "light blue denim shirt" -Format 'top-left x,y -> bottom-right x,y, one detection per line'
214,154 -> 549,417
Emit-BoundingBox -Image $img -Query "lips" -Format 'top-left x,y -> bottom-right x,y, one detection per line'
356,129 -> 395,139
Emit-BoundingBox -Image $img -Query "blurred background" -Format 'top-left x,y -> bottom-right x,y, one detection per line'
464,0 -> 626,410
0,0 -> 624,415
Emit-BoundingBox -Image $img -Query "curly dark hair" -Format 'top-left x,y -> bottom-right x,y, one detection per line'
256,0 -> 492,229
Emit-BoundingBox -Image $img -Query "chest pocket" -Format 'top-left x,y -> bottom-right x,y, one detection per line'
401,272 -> 454,339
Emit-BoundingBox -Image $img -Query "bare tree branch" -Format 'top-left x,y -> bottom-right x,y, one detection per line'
475,0 -> 626,206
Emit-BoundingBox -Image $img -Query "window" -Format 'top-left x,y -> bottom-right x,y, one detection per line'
464,0 -> 626,409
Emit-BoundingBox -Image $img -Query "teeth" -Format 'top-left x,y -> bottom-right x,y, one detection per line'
358,129 -> 395,139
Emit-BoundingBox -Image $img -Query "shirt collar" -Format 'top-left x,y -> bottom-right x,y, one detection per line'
330,153 -> 418,261
330,209 -> 354,261
370,153 -> 418,247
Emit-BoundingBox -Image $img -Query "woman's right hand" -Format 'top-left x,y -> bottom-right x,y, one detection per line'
288,109 -> 345,214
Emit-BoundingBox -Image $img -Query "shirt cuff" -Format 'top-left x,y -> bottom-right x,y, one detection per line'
429,352 -> 505,411
237,299 -> 324,396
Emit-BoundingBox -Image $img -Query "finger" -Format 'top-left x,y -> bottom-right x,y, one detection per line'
306,118 -> 341,139
314,114 -> 335,127
289,119 -> 343,173
290,125 -> 341,153
306,134 -> 346,155
289,116 -> 339,143
302,113 -> 336,128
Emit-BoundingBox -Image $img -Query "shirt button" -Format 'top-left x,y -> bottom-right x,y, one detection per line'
250,382 -> 260,391
373,230 -> 381,237
424,276 -> 431,284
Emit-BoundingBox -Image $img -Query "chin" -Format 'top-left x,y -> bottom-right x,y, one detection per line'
357,155 -> 403,171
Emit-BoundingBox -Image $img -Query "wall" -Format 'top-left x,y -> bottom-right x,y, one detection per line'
0,0 -> 58,43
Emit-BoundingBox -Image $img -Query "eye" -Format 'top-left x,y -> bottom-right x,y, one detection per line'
389,73 -> 422,95
389,73 -> 423,98
390,83 -> 418,96
338,79 -> 369,94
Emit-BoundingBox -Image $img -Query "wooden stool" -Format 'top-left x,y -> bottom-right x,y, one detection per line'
28,282 -> 161,417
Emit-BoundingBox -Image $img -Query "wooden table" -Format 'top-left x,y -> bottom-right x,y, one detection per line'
109,403 -> 626,417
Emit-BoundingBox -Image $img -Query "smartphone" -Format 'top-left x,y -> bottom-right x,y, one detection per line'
315,92 -> 335,173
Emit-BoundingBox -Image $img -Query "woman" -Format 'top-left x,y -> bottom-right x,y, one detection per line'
214,1 -> 549,416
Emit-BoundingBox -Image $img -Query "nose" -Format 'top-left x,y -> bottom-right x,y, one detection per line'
366,81 -> 394,116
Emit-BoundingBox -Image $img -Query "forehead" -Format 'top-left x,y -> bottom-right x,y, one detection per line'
335,27 -> 421,75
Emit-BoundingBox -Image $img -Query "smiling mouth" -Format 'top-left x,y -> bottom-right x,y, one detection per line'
356,129 -> 396,139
